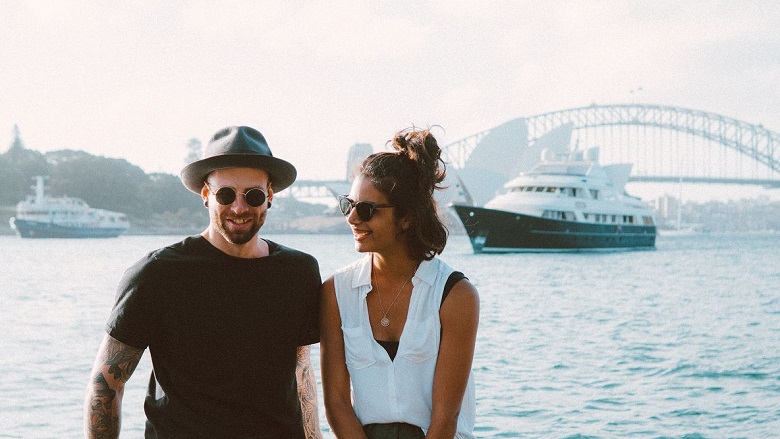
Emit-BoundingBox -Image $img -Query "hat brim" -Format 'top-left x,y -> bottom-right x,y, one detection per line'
180,154 -> 297,194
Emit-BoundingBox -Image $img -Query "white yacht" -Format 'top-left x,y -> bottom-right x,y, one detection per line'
450,147 -> 656,253
10,176 -> 130,238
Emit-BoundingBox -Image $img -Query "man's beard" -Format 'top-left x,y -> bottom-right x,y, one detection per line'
213,210 -> 265,244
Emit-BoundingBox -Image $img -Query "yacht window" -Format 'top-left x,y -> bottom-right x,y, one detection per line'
589,189 -> 599,199
612,215 -> 617,223
642,216 -> 654,225
563,211 -> 576,221
535,187 -> 545,192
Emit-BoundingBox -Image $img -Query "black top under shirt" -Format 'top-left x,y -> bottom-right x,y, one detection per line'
106,236 -> 321,439
376,271 -> 466,361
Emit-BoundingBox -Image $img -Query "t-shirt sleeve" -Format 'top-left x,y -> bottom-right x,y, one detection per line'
104,254 -> 159,349
297,253 -> 322,347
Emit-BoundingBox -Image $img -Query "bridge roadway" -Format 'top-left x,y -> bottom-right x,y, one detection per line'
629,176 -> 780,187
277,179 -> 349,200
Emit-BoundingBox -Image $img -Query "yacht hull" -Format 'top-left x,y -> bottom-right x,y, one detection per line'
10,218 -> 128,239
451,205 -> 656,253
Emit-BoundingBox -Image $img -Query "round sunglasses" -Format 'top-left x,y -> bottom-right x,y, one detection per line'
338,195 -> 394,221
206,183 -> 268,208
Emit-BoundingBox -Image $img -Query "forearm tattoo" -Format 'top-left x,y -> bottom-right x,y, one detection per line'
296,346 -> 322,439
87,372 -> 118,438
103,346 -> 142,383
86,338 -> 143,438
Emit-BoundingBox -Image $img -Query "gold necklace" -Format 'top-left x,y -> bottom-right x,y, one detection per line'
372,270 -> 414,327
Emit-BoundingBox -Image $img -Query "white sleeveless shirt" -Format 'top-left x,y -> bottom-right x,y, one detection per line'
333,255 -> 476,438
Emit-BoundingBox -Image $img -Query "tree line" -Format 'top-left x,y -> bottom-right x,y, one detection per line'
0,126 -> 342,234
1,127 -> 204,231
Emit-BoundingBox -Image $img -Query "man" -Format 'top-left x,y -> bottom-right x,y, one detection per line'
84,126 -> 322,438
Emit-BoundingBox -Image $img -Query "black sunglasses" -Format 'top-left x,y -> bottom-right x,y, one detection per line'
338,196 -> 394,221
206,183 -> 267,208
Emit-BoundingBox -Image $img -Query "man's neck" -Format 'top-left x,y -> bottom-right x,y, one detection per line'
200,229 -> 268,258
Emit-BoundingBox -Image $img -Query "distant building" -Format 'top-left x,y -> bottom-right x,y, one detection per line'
346,143 -> 373,181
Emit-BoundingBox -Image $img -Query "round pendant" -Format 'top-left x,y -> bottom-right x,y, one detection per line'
380,316 -> 390,327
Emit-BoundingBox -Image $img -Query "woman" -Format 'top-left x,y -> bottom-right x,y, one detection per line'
320,127 -> 479,439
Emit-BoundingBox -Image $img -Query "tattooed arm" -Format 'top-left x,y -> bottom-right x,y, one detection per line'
296,345 -> 323,439
84,333 -> 144,439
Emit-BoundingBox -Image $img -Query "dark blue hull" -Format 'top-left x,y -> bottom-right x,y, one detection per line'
451,205 -> 656,253
10,218 -> 128,239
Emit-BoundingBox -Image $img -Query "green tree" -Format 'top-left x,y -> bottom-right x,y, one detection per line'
1,125 -> 49,204
47,151 -> 148,215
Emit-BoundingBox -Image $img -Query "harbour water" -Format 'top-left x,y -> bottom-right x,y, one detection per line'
1,232 -> 778,438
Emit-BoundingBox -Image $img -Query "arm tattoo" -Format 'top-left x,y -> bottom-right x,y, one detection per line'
85,337 -> 143,439
296,346 -> 323,439
87,373 -> 119,438
105,348 -> 142,382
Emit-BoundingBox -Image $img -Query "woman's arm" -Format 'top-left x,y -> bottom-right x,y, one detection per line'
84,333 -> 144,439
320,276 -> 368,439
426,279 -> 480,439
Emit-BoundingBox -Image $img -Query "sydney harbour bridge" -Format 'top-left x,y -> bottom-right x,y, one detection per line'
283,103 -> 780,206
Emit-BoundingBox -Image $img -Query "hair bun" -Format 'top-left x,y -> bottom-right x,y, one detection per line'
390,127 -> 445,194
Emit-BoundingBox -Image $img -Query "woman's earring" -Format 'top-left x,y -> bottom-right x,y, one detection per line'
204,199 -> 209,208
267,201 -> 272,209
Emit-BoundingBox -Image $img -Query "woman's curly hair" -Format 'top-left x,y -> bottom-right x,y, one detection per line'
358,126 -> 449,260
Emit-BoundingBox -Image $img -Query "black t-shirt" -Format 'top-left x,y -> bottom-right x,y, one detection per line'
106,236 -> 321,438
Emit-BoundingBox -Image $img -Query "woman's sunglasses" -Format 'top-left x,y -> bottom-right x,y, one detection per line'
206,183 -> 267,208
338,196 -> 394,222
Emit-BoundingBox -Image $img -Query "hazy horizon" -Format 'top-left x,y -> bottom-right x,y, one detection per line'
2,1 -> 778,202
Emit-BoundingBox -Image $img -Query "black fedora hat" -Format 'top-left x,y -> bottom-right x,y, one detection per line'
180,126 -> 297,193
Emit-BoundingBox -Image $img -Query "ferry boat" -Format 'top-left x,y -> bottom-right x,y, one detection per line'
450,147 -> 656,253
9,176 -> 130,238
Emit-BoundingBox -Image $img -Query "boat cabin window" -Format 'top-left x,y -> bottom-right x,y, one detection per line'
592,214 -> 617,223
542,210 -> 576,221
590,189 -> 599,199
546,187 -> 557,193
563,187 -> 588,198
642,216 -> 655,225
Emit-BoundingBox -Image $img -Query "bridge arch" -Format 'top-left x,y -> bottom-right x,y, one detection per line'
444,104 -> 780,186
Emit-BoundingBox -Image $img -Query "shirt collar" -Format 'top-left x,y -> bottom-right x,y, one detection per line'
352,254 -> 439,292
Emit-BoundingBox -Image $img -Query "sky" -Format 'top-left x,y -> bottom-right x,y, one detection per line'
1,1 -> 779,201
